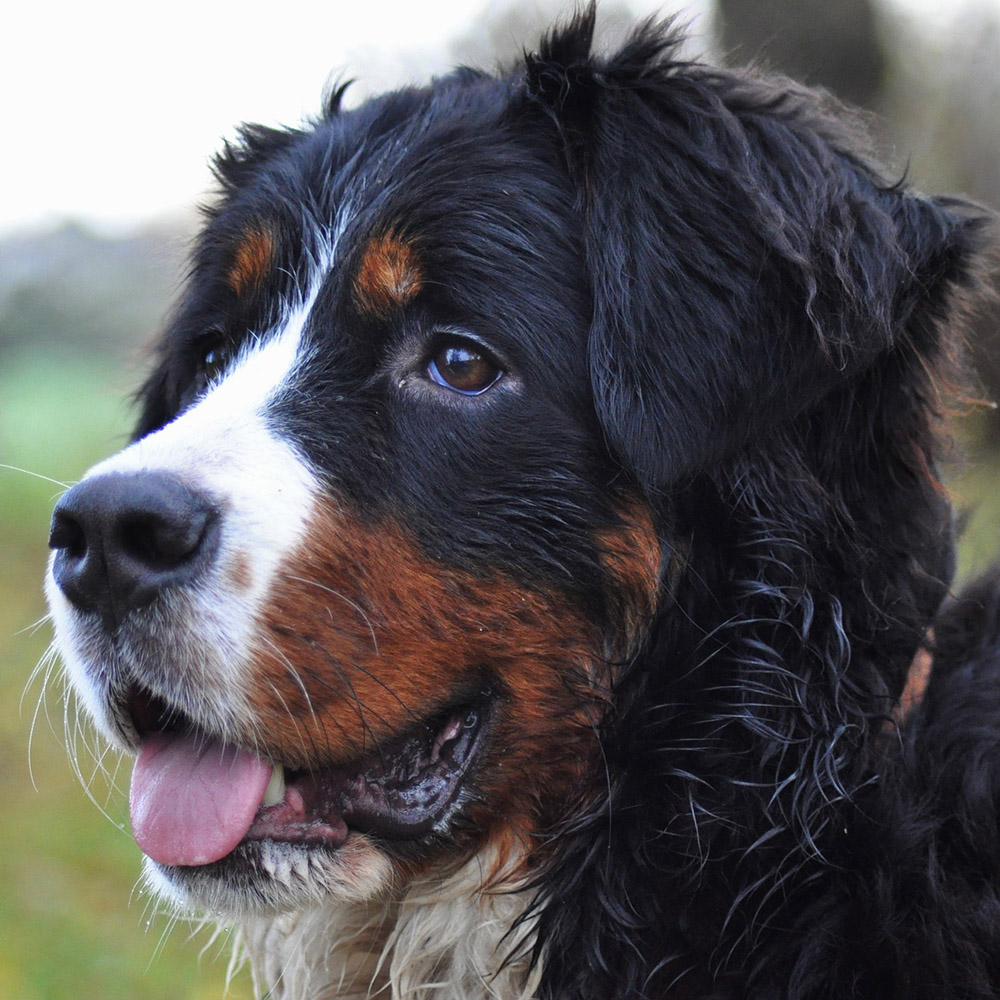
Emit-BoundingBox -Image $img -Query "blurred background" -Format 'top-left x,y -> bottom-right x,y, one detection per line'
3,0 -> 1000,996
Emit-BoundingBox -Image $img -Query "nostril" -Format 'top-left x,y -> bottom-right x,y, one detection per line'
118,508 -> 211,568
49,510 -> 88,559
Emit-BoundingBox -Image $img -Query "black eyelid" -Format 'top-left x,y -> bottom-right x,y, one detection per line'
191,323 -> 229,353
427,327 -> 507,369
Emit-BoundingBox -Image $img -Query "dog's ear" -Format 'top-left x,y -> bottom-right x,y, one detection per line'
525,10 -> 986,492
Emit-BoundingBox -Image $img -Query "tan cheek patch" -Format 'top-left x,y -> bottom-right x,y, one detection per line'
227,228 -> 275,295
354,233 -> 423,316
597,499 -> 661,654
250,502 -> 607,855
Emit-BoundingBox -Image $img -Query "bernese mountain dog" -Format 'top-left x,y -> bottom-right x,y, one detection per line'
45,8 -> 1000,999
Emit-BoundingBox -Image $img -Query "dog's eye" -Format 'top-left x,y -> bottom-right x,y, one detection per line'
427,341 -> 502,396
199,341 -> 230,384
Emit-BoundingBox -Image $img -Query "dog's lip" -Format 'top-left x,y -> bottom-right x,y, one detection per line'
126,685 -> 492,864
244,705 -> 485,845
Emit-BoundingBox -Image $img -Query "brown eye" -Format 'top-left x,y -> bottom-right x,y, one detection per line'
427,341 -> 502,395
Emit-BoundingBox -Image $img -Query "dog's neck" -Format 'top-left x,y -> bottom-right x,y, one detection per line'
237,851 -> 540,1000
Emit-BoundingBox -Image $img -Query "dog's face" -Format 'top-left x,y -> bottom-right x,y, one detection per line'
45,68 -> 659,913
46,14 -> 978,938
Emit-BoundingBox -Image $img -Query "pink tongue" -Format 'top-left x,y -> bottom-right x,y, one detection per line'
130,730 -> 273,867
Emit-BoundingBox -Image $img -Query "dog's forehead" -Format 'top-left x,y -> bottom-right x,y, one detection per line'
214,85 -> 522,266
188,91 -> 586,368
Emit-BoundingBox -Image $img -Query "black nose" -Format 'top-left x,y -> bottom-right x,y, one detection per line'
49,472 -> 219,629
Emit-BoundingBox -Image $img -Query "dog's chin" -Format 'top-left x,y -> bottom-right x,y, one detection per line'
144,835 -> 395,917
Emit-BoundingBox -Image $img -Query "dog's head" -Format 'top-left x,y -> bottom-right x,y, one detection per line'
46,8 -> 988,948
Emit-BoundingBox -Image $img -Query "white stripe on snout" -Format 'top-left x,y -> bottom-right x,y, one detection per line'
48,290 -> 325,741
89,300 -> 320,600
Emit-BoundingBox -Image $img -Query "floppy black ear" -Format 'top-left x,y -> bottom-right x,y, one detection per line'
526,10 -> 985,492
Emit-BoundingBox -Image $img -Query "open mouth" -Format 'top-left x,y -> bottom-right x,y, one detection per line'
126,687 -> 491,869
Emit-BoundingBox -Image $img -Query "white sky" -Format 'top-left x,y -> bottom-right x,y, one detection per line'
2,0 -> 487,234
0,0 -> 983,236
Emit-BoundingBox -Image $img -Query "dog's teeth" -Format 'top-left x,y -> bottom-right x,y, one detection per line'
262,764 -> 286,807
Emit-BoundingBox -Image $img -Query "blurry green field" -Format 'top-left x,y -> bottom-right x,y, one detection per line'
948,441 -> 1000,582
0,352 -> 251,1000
2,350 -> 999,1000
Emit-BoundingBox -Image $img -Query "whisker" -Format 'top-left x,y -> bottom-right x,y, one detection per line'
311,639 -> 390,757
264,633 -> 320,730
61,688 -> 130,832
15,611 -> 55,638
25,643 -> 62,791
263,671 -> 315,766
146,910 -> 182,973
21,638 -> 58,706
286,573 -> 380,655
0,463 -> 73,489
303,609 -> 422,738
256,632 -> 323,764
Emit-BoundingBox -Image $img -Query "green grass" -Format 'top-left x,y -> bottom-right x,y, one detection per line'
949,442 -> 1000,582
2,349 -> 998,1000
0,352 -> 251,1000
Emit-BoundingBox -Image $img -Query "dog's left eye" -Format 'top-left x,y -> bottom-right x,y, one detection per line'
427,341 -> 502,396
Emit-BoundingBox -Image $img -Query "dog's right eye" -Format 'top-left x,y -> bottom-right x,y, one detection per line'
194,333 -> 231,387
201,344 -> 229,383
179,334 -> 232,409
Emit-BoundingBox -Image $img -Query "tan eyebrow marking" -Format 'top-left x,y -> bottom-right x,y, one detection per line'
354,232 -> 423,316
227,227 -> 275,295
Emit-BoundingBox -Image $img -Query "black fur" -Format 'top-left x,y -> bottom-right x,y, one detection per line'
518,11 -> 1000,1000
129,8 -> 1000,998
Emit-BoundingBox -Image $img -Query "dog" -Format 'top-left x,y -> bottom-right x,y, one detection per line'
45,8 -> 1000,999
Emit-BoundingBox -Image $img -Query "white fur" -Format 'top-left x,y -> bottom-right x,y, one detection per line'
238,849 -> 542,1000
144,834 -> 394,918
83,295 -> 319,620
